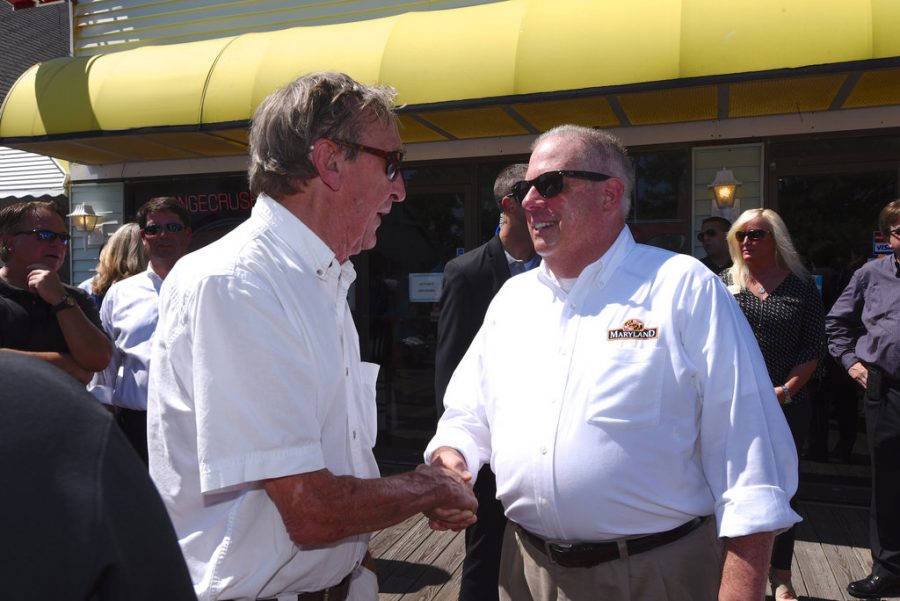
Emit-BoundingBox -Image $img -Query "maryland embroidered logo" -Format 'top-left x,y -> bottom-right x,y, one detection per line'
608,318 -> 659,340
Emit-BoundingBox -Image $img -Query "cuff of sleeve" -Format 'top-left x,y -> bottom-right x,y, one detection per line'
424,431 -> 482,483
840,353 -> 860,372
200,445 -> 325,494
716,485 -> 801,538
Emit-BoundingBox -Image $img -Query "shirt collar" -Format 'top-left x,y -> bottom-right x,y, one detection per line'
254,193 -> 356,293
536,226 -> 634,294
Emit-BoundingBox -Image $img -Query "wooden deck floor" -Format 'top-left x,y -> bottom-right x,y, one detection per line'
371,502 -> 878,601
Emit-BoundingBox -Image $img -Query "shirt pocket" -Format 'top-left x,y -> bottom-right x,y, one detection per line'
356,361 -> 380,448
585,347 -> 666,429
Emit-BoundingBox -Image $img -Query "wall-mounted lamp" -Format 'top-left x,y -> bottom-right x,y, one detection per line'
67,204 -> 101,233
707,168 -> 742,210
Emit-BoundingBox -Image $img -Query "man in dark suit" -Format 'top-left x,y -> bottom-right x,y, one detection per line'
434,162 -> 538,601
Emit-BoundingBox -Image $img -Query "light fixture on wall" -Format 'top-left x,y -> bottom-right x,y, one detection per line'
708,168 -> 741,210
67,204 -> 101,233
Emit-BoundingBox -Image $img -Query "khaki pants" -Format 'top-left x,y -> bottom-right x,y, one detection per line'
499,517 -> 724,601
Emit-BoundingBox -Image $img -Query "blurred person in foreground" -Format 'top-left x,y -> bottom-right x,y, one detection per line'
435,162 -> 538,601
0,350 -> 195,600
147,71 -> 477,601
0,200 -> 111,383
720,208 -> 826,600
826,199 -> 900,600
90,198 -> 192,465
425,124 -> 800,601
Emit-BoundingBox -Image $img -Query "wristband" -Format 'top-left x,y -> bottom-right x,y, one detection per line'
781,384 -> 792,405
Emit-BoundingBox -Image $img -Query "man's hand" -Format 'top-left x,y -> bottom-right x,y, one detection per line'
848,361 -> 868,388
25,264 -> 67,306
422,447 -> 477,531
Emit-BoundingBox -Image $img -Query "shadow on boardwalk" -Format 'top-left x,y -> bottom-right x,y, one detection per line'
372,502 -> 874,601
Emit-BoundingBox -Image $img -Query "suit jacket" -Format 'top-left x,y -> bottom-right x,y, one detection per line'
435,235 -> 513,410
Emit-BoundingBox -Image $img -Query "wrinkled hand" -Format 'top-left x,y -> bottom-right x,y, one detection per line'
848,362 -> 868,389
416,456 -> 477,532
26,264 -> 66,305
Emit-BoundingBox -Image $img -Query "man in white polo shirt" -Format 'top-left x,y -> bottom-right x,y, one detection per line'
426,125 -> 800,601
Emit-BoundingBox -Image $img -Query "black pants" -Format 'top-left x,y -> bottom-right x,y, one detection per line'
865,369 -> 900,578
114,407 -> 148,467
772,397 -> 810,571
459,465 -> 506,601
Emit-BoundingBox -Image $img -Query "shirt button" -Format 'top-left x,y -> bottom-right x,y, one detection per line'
540,497 -> 549,508
560,348 -> 567,355
316,269 -> 324,276
352,430 -> 357,440
540,446 -> 547,455
569,303 -> 576,310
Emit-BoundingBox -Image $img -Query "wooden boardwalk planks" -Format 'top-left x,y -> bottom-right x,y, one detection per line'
375,502 -> 873,601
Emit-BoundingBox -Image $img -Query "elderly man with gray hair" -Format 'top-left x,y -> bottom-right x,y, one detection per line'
147,71 -> 477,601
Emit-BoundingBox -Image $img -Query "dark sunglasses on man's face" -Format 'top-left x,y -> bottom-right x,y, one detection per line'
142,222 -> 186,236
14,229 -> 70,245
332,139 -> 404,182
510,170 -> 611,203
696,229 -> 722,241
735,229 -> 770,242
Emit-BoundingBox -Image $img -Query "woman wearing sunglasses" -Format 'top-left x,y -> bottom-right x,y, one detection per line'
721,208 -> 827,600
0,201 -> 112,384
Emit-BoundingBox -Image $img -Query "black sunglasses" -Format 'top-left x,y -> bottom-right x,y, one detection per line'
696,229 -> 721,241
510,171 -> 611,202
14,229 -> 70,245
735,229 -> 770,242
143,222 -> 186,236
332,139 -> 404,182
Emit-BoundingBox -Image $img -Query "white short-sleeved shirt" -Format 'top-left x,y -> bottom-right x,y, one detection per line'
148,194 -> 379,600
426,227 -> 800,542
88,267 -> 162,410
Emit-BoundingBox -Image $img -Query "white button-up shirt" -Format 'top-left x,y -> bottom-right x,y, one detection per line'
148,194 -> 378,600
426,227 -> 800,542
88,266 -> 162,410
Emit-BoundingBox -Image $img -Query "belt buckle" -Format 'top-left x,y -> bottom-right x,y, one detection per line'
546,541 -> 572,565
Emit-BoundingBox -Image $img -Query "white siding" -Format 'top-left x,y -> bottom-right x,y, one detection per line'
0,146 -> 66,199
68,182 -> 124,285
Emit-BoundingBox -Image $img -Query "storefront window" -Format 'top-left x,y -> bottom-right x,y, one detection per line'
628,149 -> 691,254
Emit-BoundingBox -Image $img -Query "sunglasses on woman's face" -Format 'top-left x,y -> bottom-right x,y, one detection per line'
510,170 -> 611,203
735,229 -> 770,242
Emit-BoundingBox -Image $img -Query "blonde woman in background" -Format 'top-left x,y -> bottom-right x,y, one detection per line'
721,208 -> 826,600
82,223 -> 147,306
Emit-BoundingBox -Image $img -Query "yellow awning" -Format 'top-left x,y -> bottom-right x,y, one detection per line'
2,0 -> 900,163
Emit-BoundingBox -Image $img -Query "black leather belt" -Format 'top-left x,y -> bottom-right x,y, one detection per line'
516,517 -> 706,568
241,571 -> 352,601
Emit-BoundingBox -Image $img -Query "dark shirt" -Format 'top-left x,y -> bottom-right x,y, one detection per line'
0,278 -> 102,351
0,352 -> 196,600
700,255 -> 733,274
825,255 -> 900,380
722,271 -> 827,403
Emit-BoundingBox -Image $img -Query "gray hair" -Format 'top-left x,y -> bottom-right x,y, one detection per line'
532,125 -> 634,217
248,71 -> 398,198
726,208 -> 808,290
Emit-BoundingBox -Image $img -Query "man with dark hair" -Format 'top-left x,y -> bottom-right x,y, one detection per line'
435,162 -> 537,601
89,196 -> 192,464
826,198 -> 900,599
0,351 -> 196,600
426,124 -> 799,601
698,215 -> 733,273
0,200 -> 111,383
148,72 -> 477,601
